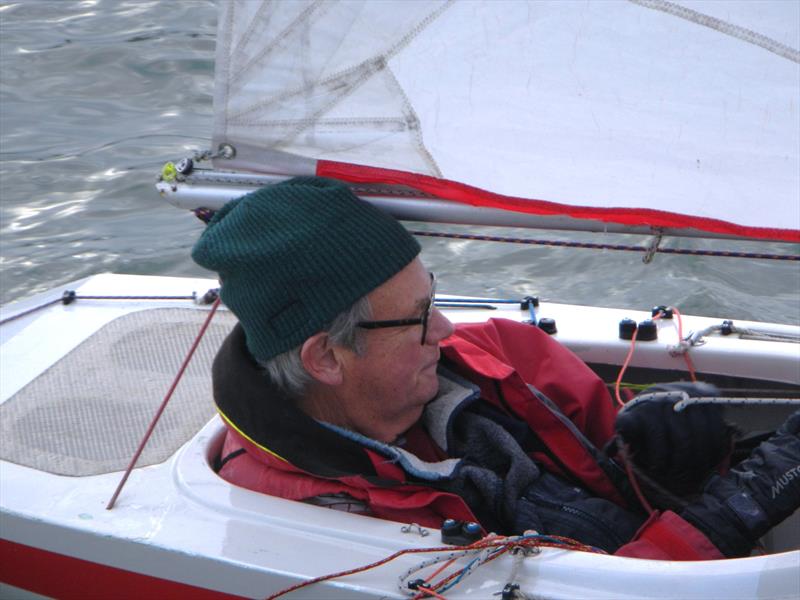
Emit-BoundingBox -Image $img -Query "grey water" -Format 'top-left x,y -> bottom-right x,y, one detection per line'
1,0 -> 798,326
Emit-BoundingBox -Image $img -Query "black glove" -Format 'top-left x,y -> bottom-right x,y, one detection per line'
680,410 -> 800,557
614,382 -> 734,495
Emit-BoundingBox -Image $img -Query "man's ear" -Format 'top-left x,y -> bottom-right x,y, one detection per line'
300,332 -> 344,386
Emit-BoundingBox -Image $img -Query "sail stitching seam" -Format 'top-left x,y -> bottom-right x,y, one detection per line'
224,2 -> 454,127
629,0 -> 800,63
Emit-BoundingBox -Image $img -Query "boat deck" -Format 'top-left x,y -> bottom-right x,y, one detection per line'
1,274 -> 798,599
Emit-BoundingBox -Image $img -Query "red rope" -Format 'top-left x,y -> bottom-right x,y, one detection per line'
106,297 -> 222,510
613,307 -> 703,515
416,585 -> 448,599
619,442 -> 655,516
265,537 -> 602,600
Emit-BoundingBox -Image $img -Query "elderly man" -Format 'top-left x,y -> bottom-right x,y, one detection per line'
192,177 -> 799,560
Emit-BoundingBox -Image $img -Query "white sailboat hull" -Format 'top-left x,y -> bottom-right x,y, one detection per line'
1,274 -> 798,599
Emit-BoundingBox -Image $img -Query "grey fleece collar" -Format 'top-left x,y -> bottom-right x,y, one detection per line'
317,369 -> 480,481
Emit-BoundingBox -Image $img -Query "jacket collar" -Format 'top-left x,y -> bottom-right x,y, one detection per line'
213,324 -> 378,479
213,323 -> 481,481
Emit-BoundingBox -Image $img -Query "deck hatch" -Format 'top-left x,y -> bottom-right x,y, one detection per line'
0,308 -> 237,476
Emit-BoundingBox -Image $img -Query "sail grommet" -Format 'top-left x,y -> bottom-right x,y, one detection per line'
619,318 -> 637,340
217,143 -> 236,159
636,319 -> 658,341
538,317 -> 557,335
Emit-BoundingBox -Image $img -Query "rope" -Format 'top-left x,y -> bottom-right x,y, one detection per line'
615,325 -> 641,407
618,442 -> 655,516
668,307 -> 697,381
266,534 -> 604,600
106,296 -> 222,509
615,312 -> 669,407
683,322 -> 800,347
409,230 -> 800,261
0,297 -> 64,326
65,295 -> 198,300
502,547 -> 534,599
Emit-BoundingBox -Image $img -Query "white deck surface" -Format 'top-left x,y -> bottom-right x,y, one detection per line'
1,274 -> 798,599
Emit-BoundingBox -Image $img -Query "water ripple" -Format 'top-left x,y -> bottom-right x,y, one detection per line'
0,0 -> 798,325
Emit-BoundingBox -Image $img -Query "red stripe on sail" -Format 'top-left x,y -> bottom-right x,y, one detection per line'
317,160 -> 800,243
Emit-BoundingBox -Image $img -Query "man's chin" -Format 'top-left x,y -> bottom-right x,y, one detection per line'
419,374 -> 440,404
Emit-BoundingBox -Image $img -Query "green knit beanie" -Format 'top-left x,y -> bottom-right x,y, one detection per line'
191,177 -> 421,362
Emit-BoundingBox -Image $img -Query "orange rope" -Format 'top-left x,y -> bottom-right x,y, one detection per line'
615,313 -> 664,407
422,552 -> 460,585
266,536 -> 603,600
614,308 -> 704,406
614,325 -> 639,407
614,307 -> 701,515
416,585 -> 448,599
265,545 -> 456,600
422,535 -> 492,585
410,535 -> 497,599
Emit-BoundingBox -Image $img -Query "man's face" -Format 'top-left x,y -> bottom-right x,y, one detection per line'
335,258 -> 454,443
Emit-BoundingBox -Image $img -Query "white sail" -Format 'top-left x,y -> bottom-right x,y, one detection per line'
211,0 -> 800,242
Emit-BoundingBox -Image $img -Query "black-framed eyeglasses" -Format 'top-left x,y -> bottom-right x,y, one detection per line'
356,273 -> 436,345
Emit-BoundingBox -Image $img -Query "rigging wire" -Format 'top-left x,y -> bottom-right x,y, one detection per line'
0,293 -> 207,326
408,230 -> 800,261
191,207 -> 799,261
106,296 -> 222,510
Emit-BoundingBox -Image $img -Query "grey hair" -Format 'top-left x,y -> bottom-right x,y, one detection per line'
259,295 -> 372,398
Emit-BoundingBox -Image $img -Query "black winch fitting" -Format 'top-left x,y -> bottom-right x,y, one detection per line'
520,296 -> 539,310
441,519 -> 482,545
61,290 -> 77,305
197,288 -> 220,305
619,318 -> 637,340
501,584 -> 522,600
407,579 -> 426,591
175,157 -> 194,175
637,319 -> 658,341
538,317 -> 557,335
651,305 -> 673,319
721,320 -> 735,335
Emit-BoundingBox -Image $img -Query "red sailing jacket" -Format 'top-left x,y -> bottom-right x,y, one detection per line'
214,319 -> 723,560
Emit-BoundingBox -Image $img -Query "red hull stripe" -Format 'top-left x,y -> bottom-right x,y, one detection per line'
0,538 -> 248,600
317,160 -> 800,243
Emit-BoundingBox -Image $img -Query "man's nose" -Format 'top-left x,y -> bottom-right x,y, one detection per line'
427,307 -> 455,344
